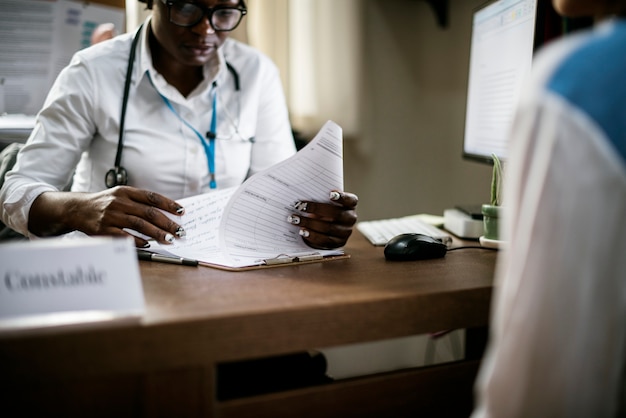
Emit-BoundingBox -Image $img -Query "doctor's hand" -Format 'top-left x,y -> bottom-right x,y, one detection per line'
288,190 -> 358,249
28,186 -> 186,248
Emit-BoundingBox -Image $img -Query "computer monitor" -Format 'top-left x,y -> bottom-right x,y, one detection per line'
462,0 -> 538,164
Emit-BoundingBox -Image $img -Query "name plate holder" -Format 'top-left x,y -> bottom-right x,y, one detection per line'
0,237 -> 145,336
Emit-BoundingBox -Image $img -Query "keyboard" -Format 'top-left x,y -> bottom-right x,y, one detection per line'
357,215 -> 452,247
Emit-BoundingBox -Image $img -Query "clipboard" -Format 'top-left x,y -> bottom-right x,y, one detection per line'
198,253 -> 351,271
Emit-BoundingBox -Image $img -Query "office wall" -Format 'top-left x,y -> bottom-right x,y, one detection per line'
344,0 -> 493,220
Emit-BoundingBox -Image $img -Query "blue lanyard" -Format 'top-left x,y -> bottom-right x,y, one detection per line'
158,87 -> 218,189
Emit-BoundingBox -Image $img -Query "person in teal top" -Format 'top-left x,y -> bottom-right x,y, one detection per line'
472,0 -> 626,416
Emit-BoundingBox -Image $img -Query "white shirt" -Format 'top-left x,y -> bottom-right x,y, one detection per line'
472,20 -> 626,417
1,18 -> 296,237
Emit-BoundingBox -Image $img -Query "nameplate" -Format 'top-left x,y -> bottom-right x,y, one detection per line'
0,237 -> 145,335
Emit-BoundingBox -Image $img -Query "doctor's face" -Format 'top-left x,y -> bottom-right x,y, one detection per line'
150,0 -> 245,67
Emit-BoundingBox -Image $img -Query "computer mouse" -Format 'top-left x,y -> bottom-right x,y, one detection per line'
384,233 -> 448,261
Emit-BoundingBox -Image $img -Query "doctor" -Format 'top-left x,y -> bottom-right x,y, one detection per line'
0,0 -> 358,249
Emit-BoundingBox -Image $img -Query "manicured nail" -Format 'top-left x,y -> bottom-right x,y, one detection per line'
329,191 -> 341,201
175,227 -> 186,238
165,233 -> 175,243
287,215 -> 301,225
293,201 -> 308,211
176,206 -> 185,214
142,242 -> 151,248
299,229 -> 310,238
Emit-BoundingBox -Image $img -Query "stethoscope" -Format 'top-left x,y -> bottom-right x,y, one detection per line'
105,23 -> 252,189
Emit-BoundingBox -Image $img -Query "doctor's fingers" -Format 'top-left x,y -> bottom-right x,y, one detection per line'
111,186 -> 185,216
297,224 -> 353,249
289,216 -> 354,240
96,209 -> 186,247
292,202 -> 358,226
92,188 -> 185,245
329,190 -> 359,209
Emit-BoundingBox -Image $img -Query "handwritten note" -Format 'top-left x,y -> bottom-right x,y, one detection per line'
149,120 -> 345,269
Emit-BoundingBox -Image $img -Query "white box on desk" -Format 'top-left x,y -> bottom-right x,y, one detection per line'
443,208 -> 484,239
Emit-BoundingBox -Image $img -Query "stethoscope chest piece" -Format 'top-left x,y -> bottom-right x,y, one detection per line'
105,166 -> 128,188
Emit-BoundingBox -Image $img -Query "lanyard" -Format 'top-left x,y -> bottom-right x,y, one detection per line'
113,23 -> 244,189
157,86 -> 218,189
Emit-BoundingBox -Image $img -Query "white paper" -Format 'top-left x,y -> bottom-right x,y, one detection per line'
149,120 -> 345,268
0,0 -> 125,115
0,237 -> 145,333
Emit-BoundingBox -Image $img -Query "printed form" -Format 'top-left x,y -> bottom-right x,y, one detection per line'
149,120 -> 345,269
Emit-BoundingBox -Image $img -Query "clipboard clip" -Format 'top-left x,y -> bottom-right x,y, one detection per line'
263,253 -> 323,266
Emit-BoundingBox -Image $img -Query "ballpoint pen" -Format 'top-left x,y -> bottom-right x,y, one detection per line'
136,250 -> 199,267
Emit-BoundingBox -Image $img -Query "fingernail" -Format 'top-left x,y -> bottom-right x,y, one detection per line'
176,206 -> 185,215
142,242 -> 151,248
330,191 -> 341,201
175,226 -> 186,238
165,233 -> 175,243
299,229 -> 310,238
287,215 -> 301,225
293,201 -> 308,211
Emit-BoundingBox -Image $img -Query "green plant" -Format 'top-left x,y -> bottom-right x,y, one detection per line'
490,153 -> 503,206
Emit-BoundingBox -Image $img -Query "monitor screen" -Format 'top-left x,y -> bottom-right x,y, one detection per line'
462,0 -> 538,164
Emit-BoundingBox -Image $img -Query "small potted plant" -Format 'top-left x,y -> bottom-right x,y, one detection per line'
481,153 -> 502,241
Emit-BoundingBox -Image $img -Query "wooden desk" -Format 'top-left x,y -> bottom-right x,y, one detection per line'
0,233 -> 496,417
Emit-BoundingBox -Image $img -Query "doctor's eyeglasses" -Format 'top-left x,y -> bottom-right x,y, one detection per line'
161,0 -> 247,31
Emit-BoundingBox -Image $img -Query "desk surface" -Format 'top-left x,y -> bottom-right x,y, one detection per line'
139,232 -> 495,355
0,232 -> 496,417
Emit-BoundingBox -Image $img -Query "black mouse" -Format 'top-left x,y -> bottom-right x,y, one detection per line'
384,233 -> 447,261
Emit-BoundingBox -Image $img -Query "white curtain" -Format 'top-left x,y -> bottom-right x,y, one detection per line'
248,0 -> 362,138
125,0 -> 149,31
